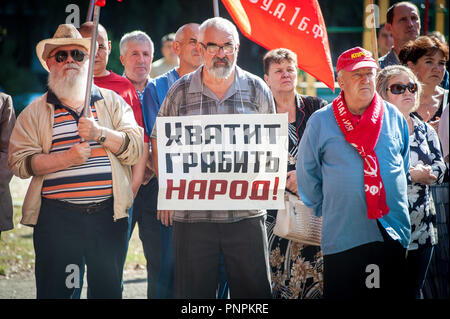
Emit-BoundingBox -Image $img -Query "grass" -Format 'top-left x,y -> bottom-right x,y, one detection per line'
0,176 -> 146,279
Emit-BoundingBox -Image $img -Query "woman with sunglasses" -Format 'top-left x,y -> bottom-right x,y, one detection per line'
263,48 -> 327,299
399,35 -> 449,299
376,65 -> 446,299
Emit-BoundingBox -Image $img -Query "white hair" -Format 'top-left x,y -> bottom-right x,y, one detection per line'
119,30 -> 154,56
199,17 -> 239,45
48,61 -> 88,103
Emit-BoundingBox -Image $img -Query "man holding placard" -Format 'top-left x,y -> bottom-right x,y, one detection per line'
151,17 -> 278,298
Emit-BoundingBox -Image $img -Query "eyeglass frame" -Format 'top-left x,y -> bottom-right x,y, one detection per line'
199,42 -> 236,55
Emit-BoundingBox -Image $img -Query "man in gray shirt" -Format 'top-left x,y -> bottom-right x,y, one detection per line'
151,17 -> 274,298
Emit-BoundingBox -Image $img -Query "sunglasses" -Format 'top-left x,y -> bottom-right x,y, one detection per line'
387,82 -> 418,95
49,50 -> 86,63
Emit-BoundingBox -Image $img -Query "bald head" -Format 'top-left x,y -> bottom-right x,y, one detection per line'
172,23 -> 202,75
175,23 -> 200,42
79,22 -> 108,42
78,22 -> 111,77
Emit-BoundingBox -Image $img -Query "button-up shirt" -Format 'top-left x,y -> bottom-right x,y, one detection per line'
296,101 -> 411,255
152,65 -> 276,223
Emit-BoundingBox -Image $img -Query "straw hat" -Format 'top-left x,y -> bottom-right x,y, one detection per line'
36,24 -> 91,72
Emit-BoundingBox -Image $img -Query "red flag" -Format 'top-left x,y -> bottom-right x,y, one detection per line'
221,0 -> 335,91
95,0 -> 122,7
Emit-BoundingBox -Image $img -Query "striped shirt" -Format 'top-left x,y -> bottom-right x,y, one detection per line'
41,88 -> 113,204
152,66 -> 276,223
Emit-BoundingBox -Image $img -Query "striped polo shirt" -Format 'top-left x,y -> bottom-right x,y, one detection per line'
41,87 -> 113,204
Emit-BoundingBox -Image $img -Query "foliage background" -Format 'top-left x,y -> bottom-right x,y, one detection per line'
0,0 -> 448,112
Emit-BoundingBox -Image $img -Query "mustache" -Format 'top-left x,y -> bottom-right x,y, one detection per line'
62,62 -> 80,70
212,57 -> 230,65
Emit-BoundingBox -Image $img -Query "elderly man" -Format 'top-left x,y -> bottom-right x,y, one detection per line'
296,47 -> 411,299
8,24 -> 143,299
120,30 -> 153,102
119,30 -> 160,299
0,92 -> 15,237
151,17 -> 274,299
150,33 -> 179,78
379,2 -> 420,68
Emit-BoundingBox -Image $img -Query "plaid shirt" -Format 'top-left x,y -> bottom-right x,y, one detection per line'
152,65 -> 276,223
379,47 -> 399,69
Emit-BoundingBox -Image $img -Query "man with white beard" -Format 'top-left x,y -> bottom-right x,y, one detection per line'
8,24 -> 143,299
151,17 -> 275,298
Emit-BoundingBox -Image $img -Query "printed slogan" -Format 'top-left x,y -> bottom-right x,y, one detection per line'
155,113 -> 288,210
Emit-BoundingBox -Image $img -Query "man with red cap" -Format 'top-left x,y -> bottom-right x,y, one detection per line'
296,47 -> 411,299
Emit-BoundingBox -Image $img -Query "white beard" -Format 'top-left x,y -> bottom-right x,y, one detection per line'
48,62 -> 88,104
206,56 -> 236,79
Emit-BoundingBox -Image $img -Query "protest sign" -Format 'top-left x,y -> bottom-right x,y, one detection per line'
155,113 -> 288,210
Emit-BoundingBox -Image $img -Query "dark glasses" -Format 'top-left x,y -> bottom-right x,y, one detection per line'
387,82 -> 418,95
49,50 -> 86,63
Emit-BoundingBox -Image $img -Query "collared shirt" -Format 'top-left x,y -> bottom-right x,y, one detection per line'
42,88 -> 113,204
152,66 -> 276,223
297,100 -> 411,255
122,73 -> 151,105
142,68 -> 180,137
379,47 -> 399,69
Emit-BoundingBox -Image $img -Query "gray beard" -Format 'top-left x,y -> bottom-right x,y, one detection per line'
48,62 -> 88,103
206,57 -> 236,79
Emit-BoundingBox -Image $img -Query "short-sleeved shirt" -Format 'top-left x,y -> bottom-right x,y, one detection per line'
152,66 -> 276,223
42,87 -> 113,204
142,68 -> 180,137
95,71 -> 149,143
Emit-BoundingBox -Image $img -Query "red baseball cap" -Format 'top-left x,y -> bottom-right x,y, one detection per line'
336,47 -> 378,73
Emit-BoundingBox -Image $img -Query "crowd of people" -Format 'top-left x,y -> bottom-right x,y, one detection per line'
0,1 -> 448,299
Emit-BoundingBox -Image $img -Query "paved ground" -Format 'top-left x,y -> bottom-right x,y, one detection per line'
0,268 -> 147,299
1,176 -> 148,299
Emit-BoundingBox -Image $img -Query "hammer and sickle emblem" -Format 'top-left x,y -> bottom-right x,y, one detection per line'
364,155 -> 378,177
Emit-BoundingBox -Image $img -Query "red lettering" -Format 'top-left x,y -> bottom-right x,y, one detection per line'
166,179 -> 186,199
249,180 -> 270,200
208,180 -> 228,199
187,180 -> 207,199
229,180 -> 248,199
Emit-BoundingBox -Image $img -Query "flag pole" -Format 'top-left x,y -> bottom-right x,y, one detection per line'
86,0 -> 96,21
213,0 -> 220,17
369,0 -> 379,66
83,4 -> 101,118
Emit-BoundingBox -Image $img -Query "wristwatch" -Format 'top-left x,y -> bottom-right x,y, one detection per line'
97,128 -> 107,144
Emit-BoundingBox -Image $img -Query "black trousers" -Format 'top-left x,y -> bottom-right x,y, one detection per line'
129,177 -> 160,298
173,216 -> 272,299
323,222 -> 409,299
33,197 -> 128,299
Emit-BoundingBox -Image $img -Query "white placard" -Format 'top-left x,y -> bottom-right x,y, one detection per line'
156,113 -> 288,210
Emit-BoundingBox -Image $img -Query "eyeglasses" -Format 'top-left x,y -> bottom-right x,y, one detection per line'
200,42 -> 235,55
387,82 -> 418,95
48,50 -> 86,63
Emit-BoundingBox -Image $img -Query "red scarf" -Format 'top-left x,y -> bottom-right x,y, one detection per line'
332,91 -> 389,219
